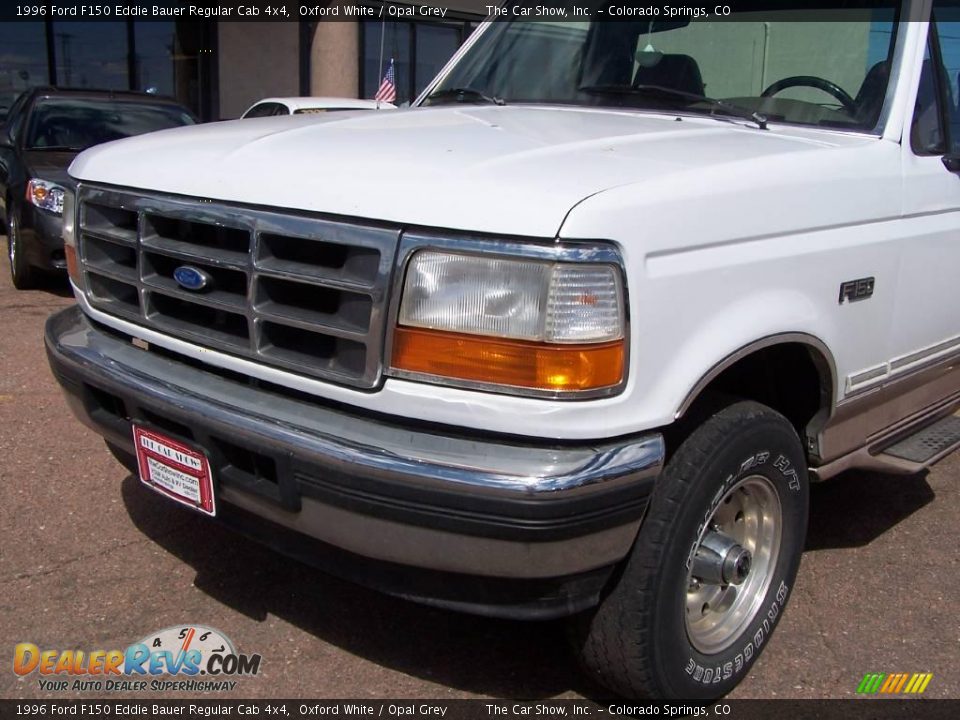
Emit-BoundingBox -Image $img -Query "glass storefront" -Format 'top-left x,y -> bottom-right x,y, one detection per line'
362,20 -> 476,106
1,15 -> 481,124
0,20 -> 214,121
52,22 -> 129,90
0,23 -> 48,119
135,22 -> 177,96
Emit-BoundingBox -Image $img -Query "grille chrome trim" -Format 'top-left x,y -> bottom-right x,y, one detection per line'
76,185 -> 399,389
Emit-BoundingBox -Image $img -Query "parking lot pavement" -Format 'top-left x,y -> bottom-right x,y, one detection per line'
0,245 -> 957,701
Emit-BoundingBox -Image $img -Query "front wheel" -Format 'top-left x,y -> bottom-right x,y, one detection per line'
572,401 -> 808,699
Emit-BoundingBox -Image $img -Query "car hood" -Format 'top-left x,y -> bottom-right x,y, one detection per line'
70,106 -> 870,238
24,150 -> 78,187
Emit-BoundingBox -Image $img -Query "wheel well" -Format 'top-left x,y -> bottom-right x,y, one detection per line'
674,342 -> 833,459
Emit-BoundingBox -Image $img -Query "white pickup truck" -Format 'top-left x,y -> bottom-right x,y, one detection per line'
45,1 -> 960,699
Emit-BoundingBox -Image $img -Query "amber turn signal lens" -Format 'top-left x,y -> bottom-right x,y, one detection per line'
391,327 -> 624,393
65,244 -> 81,286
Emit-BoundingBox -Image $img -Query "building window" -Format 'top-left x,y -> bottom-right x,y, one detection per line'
134,22 -> 211,120
363,21 -> 412,104
134,22 -> 177,95
415,24 -> 461,97
362,19 -> 473,105
52,22 -> 129,90
0,22 -> 49,112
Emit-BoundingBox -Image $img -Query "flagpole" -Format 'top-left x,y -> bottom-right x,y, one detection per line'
376,15 -> 386,109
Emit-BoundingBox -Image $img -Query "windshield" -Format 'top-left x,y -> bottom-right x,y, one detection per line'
26,98 -> 195,151
425,2 -> 901,133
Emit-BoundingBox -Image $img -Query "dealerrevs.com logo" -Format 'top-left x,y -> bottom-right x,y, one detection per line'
13,625 -> 262,692
856,672 -> 934,695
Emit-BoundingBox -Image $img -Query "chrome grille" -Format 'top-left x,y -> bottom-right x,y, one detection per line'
76,186 -> 399,388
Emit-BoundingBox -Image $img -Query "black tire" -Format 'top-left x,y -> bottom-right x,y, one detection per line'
572,401 -> 809,699
7,202 -> 37,290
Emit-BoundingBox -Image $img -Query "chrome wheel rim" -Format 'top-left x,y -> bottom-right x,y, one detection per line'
7,214 -> 16,268
685,475 -> 782,654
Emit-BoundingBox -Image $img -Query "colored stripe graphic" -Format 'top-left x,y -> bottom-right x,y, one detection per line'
857,672 -> 932,694
857,673 -> 884,693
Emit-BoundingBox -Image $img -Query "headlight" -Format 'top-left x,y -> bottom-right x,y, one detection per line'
26,179 -> 65,215
391,250 -> 626,395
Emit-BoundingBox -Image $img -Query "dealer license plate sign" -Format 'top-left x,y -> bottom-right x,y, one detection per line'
133,425 -> 216,516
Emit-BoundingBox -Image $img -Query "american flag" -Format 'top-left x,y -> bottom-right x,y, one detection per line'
375,59 -> 397,103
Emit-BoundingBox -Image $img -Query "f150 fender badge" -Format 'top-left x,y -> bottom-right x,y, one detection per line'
173,266 -> 212,292
839,277 -> 875,304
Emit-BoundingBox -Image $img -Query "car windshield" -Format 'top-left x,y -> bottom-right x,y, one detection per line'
425,1 -> 901,133
26,98 -> 195,151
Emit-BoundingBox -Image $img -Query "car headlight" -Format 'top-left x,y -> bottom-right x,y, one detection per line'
26,179 -> 65,215
391,250 -> 626,395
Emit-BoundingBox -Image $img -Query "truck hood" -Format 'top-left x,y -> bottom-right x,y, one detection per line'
70,106 -> 869,238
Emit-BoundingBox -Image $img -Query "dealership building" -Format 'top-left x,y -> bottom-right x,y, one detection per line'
0,1 -> 488,120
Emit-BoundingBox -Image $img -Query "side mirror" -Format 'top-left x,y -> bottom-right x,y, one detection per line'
942,154 -> 960,173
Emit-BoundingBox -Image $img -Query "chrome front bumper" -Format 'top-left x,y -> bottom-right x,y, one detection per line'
46,306 -> 664,616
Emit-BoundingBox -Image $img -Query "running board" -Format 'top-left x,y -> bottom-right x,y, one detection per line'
811,408 -> 960,480
877,412 -> 960,471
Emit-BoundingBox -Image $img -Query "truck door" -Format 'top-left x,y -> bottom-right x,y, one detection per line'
895,9 -> 960,412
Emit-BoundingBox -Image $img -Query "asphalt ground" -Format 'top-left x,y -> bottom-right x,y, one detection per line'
0,246 -> 957,702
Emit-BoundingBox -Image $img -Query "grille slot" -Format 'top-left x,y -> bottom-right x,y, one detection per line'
77,186 -> 398,388
148,292 -> 250,348
255,276 -> 372,333
87,273 -> 140,313
258,232 -> 381,285
212,436 -> 279,485
85,235 -> 138,271
139,408 -> 195,441
145,214 -> 250,255
260,321 -> 367,378
83,203 -> 138,244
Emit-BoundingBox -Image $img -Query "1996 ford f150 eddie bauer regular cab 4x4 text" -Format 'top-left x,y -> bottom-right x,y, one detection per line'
44,1 -> 960,699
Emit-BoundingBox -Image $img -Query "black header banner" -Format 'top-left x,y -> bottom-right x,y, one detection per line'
1,700 -> 960,720
0,1 -> 928,24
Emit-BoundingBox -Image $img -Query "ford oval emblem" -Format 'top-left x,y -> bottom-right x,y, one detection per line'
173,266 -> 212,292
